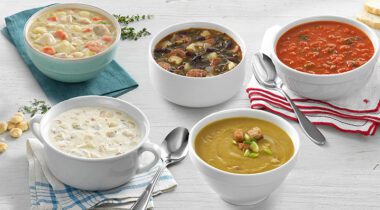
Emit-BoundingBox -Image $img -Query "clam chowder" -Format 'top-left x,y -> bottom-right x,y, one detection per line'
27,8 -> 116,59
48,107 -> 140,158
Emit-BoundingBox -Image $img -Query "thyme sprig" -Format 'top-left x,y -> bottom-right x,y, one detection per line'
121,27 -> 151,40
114,14 -> 153,25
18,99 -> 51,117
114,14 -> 153,41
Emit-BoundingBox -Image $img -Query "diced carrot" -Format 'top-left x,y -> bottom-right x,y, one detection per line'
47,16 -> 57,21
101,35 -> 113,43
85,41 -> 102,53
82,28 -> 92,33
42,46 -> 55,55
92,17 -> 103,21
54,30 -> 68,40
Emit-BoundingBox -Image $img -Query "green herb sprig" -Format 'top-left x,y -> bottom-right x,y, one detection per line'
114,14 -> 153,25
18,99 -> 51,117
121,27 -> 151,41
114,14 -> 153,41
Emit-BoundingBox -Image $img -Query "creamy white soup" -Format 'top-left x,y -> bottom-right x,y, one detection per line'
48,107 -> 140,158
27,8 -> 116,59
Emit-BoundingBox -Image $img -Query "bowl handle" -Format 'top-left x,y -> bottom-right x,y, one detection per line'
30,115 -> 44,143
136,141 -> 161,174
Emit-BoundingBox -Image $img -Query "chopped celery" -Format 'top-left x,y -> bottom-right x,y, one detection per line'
263,146 -> 273,155
244,133 -> 251,142
250,141 -> 259,153
249,152 -> 259,158
243,149 -> 250,157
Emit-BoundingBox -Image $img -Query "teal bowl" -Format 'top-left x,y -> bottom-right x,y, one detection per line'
23,3 -> 121,83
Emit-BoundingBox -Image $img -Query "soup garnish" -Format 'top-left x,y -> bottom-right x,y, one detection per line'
276,21 -> 374,74
28,8 -> 116,59
195,117 -> 294,174
49,107 -> 140,158
154,28 -> 242,77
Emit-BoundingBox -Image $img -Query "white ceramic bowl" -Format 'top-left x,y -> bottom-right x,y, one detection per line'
189,109 -> 300,205
148,22 -> 246,107
30,96 -> 161,191
24,3 -> 121,83
271,16 -> 379,100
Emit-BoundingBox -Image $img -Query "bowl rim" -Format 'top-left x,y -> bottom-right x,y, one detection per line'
38,96 -> 150,162
23,3 -> 121,62
188,108 -> 300,177
271,15 -> 380,78
148,21 -> 246,80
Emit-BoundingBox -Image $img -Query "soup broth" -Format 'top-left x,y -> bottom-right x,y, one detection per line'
195,117 -> 294,174
27,8 -> 116,59
276,21 -> 374,74
154,28 -> 242,77
48,107 -> 140,158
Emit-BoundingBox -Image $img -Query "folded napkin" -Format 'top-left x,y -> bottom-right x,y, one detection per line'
247,26 -> 380,135
2,5 -> 138,103
27,138 -> 177,209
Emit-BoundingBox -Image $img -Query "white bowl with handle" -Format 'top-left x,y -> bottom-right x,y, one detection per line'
30,96 -> 161,191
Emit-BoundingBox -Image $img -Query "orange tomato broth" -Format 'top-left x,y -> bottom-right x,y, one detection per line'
276,21 -> 374,74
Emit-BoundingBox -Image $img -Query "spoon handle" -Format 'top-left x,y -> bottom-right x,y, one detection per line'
131,160 -> 166,210
277,88 -> 326,145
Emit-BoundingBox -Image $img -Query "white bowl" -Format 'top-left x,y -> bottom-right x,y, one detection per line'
30,96 -> 161,191
271,16 -> 379,100
189,109 -> 300,205
148,22 -> 246,107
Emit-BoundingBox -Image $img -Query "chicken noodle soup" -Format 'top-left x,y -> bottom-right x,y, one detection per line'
27,8 -> 116,59
195,117 -> 294,174
48,107 -> 140,158
154,28 -> 242,77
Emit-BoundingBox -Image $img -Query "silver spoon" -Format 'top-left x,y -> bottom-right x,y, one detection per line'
252,53 -> 326,145
92,127 -> 189,209
130,127 -> 189,210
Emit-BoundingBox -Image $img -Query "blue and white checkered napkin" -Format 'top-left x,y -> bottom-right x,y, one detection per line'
26,138 -> 177,210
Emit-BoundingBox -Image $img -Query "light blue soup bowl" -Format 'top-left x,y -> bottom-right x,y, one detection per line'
24,3 -> 121,83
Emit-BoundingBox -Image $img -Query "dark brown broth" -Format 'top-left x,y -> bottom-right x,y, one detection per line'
154,28 -> 242,77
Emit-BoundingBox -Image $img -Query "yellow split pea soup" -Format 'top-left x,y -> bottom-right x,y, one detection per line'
195,117 -> 294,174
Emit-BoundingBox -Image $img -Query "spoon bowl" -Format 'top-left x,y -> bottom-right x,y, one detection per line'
160,127 -> 189,165
253,53 -> 283,89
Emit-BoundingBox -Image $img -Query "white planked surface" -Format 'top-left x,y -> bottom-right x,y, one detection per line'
1,0 -> 380,209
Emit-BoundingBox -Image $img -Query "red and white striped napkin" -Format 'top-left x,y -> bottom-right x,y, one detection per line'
247,26 -> 380,135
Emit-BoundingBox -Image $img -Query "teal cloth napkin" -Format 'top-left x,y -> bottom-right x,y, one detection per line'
2,5 -> 138,103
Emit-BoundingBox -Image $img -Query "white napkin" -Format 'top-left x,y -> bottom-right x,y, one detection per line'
27,138 -> 177,209
247,26 -> 380,135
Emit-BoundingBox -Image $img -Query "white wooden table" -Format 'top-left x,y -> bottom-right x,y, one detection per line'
1,0 -> 380,209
